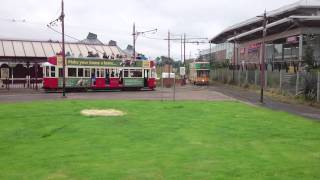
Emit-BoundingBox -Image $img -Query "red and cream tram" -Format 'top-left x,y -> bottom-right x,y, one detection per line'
42,56 -> 156,91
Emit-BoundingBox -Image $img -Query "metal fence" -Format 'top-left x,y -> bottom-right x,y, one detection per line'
0,78 -> 43,90
211,69 -> 320,102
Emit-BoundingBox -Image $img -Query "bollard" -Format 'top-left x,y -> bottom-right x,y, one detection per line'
296,71 -> 299,96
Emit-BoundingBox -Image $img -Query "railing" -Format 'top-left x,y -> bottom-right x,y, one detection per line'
0,78 -> 43,89
211,69 -> 320,102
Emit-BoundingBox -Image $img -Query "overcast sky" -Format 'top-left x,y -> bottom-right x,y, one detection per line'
0,0 -> 299,60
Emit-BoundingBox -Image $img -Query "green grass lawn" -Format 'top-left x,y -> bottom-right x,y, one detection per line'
0,100 -> 320,180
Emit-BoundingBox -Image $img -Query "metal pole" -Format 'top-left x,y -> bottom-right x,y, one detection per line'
35,63 -> 38,90
317,71 -> 320,102
183,33 -> 186,84
260,10 -> 267,103
11,66 -> 14,86
181,35 -> 183,63
296,71 -> 299,96
133,23 -> 136,61
183,34 -> 186,65
61,0 -> 66,97
233,31 -> 237,81
173,70 -> 176,101
280,70 -> 283,93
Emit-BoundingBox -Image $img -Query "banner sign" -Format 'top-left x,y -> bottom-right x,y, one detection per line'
180,67 -> 186,76
248,43 -> 261,53
286,36 -> 298,44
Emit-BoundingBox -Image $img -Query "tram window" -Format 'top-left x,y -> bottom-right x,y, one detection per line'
124,69 -> 129,77
101,69 -> 105,77
84,68 -> 90,77
51,66 -> 56,77
59,68 -> 63,77
151,70 -> 156,78
105,69 -> 110,77
110,69 -> 115,77
96,69 -> 100,77
68,68 -> 77,77
131,69 -> 142,78
91,68 -> 96,78
45,66 -> 49,77
78,68 -> 84,77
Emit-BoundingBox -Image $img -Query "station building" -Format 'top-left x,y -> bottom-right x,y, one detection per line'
0,33 -> 125,88
199,43 -> 233,63
209,0 -> 320,71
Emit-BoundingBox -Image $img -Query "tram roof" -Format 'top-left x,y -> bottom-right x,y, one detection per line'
0,38 -> 125,59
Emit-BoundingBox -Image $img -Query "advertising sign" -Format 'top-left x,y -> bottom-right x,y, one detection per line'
180,67 -> 186,76
67,58 -> 121,67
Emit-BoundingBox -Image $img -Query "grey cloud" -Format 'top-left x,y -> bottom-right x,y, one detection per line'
0,0 -> 298,59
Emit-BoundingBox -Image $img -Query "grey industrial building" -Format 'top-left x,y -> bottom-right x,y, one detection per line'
208,0 -> 320,70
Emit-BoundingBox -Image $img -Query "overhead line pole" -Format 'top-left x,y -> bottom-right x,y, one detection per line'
184,33 -> 186,65
133,23 -> 136,61
60,0 -> 66,97
260,10 -> 267,104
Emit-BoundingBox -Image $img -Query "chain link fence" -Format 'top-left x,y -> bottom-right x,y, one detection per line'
210,69 -> 320,102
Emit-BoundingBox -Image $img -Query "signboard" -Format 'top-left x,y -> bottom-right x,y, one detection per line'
287,36 -> 298,44
180,67 -> 186,76
1,68 -> 9,79
57,56 -> 63,66
195,63 -> 210,69
67,58 -> 121,67
248,43 -> 261,53
142,61 -> 150,68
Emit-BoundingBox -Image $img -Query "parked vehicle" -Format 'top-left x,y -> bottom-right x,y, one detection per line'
189,62 -> 210,85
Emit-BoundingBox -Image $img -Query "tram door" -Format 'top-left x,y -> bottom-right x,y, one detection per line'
144,69 -> 149,87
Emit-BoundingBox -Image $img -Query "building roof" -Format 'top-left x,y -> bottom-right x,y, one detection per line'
79,32 -> 104,45
0,38 -> 125,59
210,0 -> 320,43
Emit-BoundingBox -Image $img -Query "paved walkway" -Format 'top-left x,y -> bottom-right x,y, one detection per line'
0,86 -> 233,102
